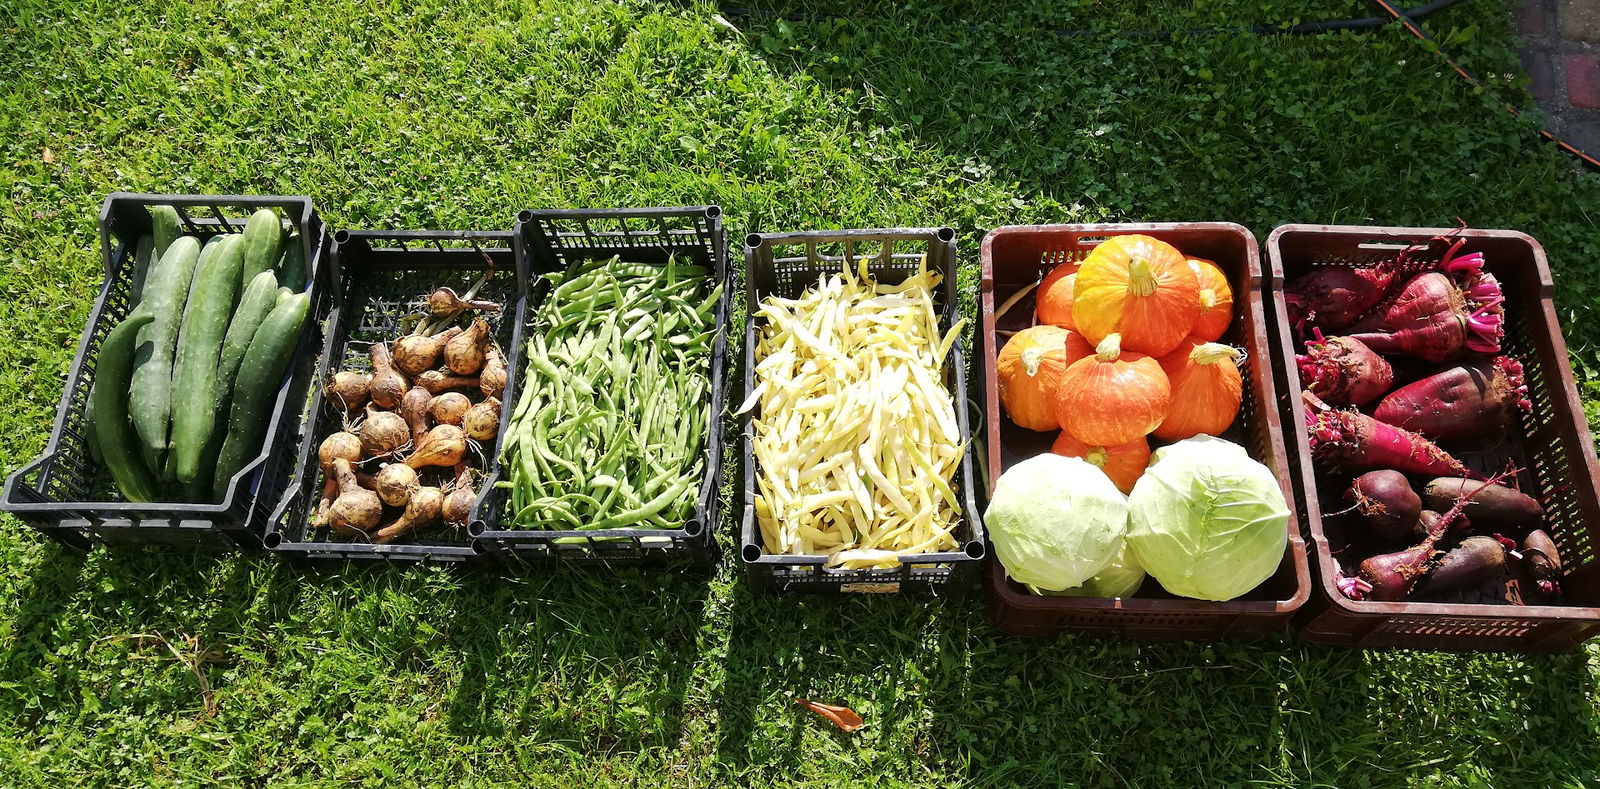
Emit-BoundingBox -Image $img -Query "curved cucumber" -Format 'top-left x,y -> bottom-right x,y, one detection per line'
129,235 -> 202,467
216,270 -> 279,405
240,209 -> 285,292
279,232 -> 307,292
213,293 -> 309,501
171,234 -> 247,483
130,234 -> 156,307
92,312 -> 158,502
150,205 -> 181,256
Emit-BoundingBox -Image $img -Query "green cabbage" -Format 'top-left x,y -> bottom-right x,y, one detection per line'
1126,436 -> 1289,601
986,454 -> 1129,592
1034,541 -> 1146,598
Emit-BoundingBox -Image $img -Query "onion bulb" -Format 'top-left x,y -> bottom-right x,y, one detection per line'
428,392 -> 471,426
406,424 -> 467,469
373,463 -> 420,508
463,396 -> 501,441
359,407 -> 411,457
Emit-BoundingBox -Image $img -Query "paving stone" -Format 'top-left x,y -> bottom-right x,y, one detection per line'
1523,49 -> 1557,101
1561,0 -> 1600,42
1567,53 -> 1600,107
1517,0 -> 1549,35
1556,110 -> 1600,156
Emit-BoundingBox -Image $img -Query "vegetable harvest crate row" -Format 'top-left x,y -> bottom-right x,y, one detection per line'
3,193 -> 1599,653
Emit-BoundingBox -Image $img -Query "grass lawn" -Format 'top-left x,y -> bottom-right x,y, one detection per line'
5,0 -> 1600,785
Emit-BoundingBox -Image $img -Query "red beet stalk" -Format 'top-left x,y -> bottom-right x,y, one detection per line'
1296,333 -> 1394,407
1373,356 -> 1531,442
1302,391 -> 1481,479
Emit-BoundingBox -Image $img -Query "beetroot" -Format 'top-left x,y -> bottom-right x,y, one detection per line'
1421,477 -> 1543,532
1296,335 -> 1394,406
1354,510 -> 1453,601
1422,536 -> 1507,595
1373,356 -> 1530,442
1303,391 -> 1480,479
1285,265 -> 1403,330
1343,470 -> 1422,543
1521,530 -> 1562,597
1346,271 -> 1504,363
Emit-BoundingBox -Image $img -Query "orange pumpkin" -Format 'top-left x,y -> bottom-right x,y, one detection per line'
1035,261 -> 1079,328
1072,235 -> 1200,357
1055,333 -> 1171,446
1153,336 -> 1243,441
1050,432 -> 1150,494
1187,257 -> 1234,341
996,326 -> 1089,431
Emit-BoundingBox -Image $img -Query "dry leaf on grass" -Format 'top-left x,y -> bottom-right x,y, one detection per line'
795,697 -> 864,732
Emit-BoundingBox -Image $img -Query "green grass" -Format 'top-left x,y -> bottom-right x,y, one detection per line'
3,0 -> 1600,785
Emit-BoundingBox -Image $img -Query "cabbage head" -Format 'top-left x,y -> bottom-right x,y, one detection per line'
986,454 -> 1128,591
1126,436 -> 1288,601
1036,540 -> 1146,598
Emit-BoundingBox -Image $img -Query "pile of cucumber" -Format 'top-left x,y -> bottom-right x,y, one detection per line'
88,205 -> 312,504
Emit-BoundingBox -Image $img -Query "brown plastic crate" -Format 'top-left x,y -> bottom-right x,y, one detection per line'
981,223 -> 1311,638
1266,225 -> 1600,652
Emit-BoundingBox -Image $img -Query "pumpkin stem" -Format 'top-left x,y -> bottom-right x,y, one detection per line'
1094,333 -> 1123,362
1085,447 -> 1110,468
1191,342 -> 1242,366
1020,347 -> 1046,377
1199,288 -> 1217,309
1127,258 -> 1157,297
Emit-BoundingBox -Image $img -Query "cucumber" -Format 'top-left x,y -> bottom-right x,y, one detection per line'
276,287 -> 293,305
170,234 -> 247,483
92,312 -> 158,502
150,205 -> 181,256
240,209 -> 285,292
84,394 -> 104,465
279,232 -> 307,292
213,293 -> 309,501
130,234 -> 156,307
216,270 -> 279,405
129,235 -> 202,467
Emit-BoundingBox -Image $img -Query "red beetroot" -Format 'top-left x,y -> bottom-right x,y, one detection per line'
1296,334 -> 1394,406
1302,391 -> 1480,479
1421,536 -> 1507,595
1421,476 -> 1543,532
1346,271 -> 1504,363
1521,530 -> 1562,597
1343,470 -> 1422,543
1354,510 -> 1452,601
1285,265 -> 1404,331
1374,356 -> 1530,442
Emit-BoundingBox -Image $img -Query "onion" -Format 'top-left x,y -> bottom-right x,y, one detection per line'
329,458 -> 383,536
373,463 -> 420,507
369,342 -> 408,408
392,326 -> 461,377
428,287 -> 499,317
359,407 -> 411,457
444,318 -> 492,375
428,392 -> 471,426
372,486 -> 445,545
406,424 -> 467,469
463,396 -> 501,441
443,465 -> 476,527
418,370 -> 480,394
318,431 -> 363,475
480,346 -> 507,399
400,385 -> 433,446
325,371 -> 371,411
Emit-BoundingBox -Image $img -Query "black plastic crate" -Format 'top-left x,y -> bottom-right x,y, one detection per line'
0,193 -> 328,550
469,206 -> 730,564
739,227 -> 986,593
263,230 -> 524,563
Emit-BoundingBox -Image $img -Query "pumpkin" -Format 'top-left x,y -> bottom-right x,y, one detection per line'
1050,433 -> 1151,495
1072,235 -> 1200,357
1188,257 -> 1234,341
997,326 -> 1090,431
1055,333 -> 1171,446
1152,336 -> 1243,441
1035,261 -> 1080,328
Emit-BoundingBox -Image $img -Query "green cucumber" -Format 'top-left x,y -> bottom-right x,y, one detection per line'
92,312 -> 158,502
170,234 -> 247,483
150,205 -> 181,256
130,234 -> 156,306
216,270 -> 279,405
279,232 -> 307,292
213,293 -> 309,501
240,209 -> 285,292
84,395 -> 104,465
129,235 -> 202,468
276,287 -> 293,305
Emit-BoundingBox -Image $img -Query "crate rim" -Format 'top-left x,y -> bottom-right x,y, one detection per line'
1266,223 -> 1600,628
979,220 -> 1312,620
468,205 -> 727,556
262,226 -> 519,562
737,224 -> 988,585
